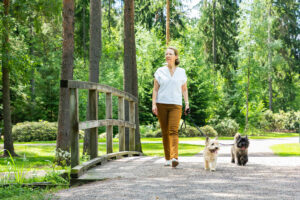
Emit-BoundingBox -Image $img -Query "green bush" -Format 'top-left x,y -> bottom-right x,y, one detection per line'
12,121 -> 58,142
141,120 -> 217,138
213,118 -> 239,136
179,125 -> 198,137
144,130 -> 162,138
200,125 -> 218,137
259,110 -> 300,132
179,124 -> 217,137
283,111 -> 300,131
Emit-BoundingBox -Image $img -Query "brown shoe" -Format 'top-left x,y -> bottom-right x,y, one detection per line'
172,158 -> 179,168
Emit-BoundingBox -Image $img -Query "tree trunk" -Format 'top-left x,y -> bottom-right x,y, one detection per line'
212,0 -> 217,69
83,0 -> 102,155
166,0 -> 170,45
29,23 -> 35,121
124,0 -> 142,152
268,5 -> 273,111
245,16 -> 252,132
83,4 -> 87,66
108,0 -> 111,30
56,0 -> 75,165
245,56 -> 250,131
2,0 -> 17,157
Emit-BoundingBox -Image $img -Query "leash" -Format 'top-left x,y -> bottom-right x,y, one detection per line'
181,108 -> 234,146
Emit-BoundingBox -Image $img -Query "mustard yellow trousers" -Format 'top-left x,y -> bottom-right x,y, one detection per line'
157,103 -> 182,160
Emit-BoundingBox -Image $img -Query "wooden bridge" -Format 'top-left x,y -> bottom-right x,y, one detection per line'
60,80 -> 142,181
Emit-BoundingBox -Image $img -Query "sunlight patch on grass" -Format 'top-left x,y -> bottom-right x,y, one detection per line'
270,143 -> 300,156
142,143 -> 204,157
0,144 -> 120,172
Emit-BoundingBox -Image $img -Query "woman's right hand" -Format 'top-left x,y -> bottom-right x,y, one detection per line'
152,104 -> 158,116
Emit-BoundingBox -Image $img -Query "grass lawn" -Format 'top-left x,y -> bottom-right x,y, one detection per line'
0,184 -> 67,200
0,132 -> 297,174
270,143 -> 300,156
142,143 -> 204,157
0,142 -> 203,173
0,132 -> 298,146
0,138 -> 119,145
0,144 -> 121,173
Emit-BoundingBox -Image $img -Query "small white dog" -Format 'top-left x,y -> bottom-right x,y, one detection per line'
203,137 -> 220,171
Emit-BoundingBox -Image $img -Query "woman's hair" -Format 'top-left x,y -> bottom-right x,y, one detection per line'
167,46 -> 180,66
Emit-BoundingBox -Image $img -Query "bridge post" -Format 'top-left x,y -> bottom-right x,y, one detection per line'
129,101 -> 135,151
118,97 -> 125,151
106,92 -> 113,153
89,89 -> 98,159
70,88 -> 79,168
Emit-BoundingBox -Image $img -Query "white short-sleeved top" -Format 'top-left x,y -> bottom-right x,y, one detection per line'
154,66 -> 187,106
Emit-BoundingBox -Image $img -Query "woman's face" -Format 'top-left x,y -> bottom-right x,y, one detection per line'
165,49 -> 177,66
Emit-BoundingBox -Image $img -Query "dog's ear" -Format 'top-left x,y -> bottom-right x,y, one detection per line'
234,133 -> 240,140
206,137 -> 210,145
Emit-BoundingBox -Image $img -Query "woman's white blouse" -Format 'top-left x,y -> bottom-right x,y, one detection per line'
154,66 -> 187,106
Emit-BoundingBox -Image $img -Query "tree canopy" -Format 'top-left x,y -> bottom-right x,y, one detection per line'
1,0 -> 299,139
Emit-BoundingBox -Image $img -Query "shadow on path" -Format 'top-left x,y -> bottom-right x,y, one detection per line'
55,155 -> 300,200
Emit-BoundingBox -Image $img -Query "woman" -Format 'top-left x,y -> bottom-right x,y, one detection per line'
152,46 -> 189,168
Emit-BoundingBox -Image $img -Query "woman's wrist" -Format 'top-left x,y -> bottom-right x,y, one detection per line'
185,101 -> 189,105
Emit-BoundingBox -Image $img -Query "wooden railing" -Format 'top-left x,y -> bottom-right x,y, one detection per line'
61,80 -> 142,178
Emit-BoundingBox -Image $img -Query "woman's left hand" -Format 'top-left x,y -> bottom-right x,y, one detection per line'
184,104 -> 190,115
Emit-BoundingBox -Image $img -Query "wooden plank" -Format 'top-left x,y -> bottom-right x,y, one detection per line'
118,97 -> 125,151
71,151 -> 143,178
89,90 -> 98,159
106,93 -> 113,153
70,88 -> 79,168
129,101 -> 135,151
71,156 -> 108,178
62,80 -> 137,102
79,119 -> 136,130
79,120 -> 106,129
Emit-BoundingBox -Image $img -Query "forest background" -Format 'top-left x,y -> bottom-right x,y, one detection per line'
0,0 -> 299,141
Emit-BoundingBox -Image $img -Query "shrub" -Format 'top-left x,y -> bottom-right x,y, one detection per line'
140,123 -> 161,138
179,124 -> 217,137
283,111 -> 300,131
179,125 -> 198,137
99,132 -> 119,139
12,121 -> 58,142
142,120 -> 217,138
200,125 -> 218,137
259,110 -> 300,132
12,121 -> 85,142
213,118 -> 239,136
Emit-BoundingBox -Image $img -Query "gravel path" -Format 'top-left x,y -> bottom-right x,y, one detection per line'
54,138 -> 300,200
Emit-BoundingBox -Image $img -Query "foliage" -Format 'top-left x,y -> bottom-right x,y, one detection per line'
43,170 -> 69,184
12,121 -> 57,142
180,124 -> 218,137
200,125 -> 218,137
0,185 -> 45,200
140,122 -> 217,138
0,150 -> 26,184
0,0 -> 299,140
11,121 -> 85,142
54,149 -> 71,167
259,110 -> 300,132
210,118 -> 239,136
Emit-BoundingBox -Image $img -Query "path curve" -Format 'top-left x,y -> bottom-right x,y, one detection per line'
55,138 -> 300,200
